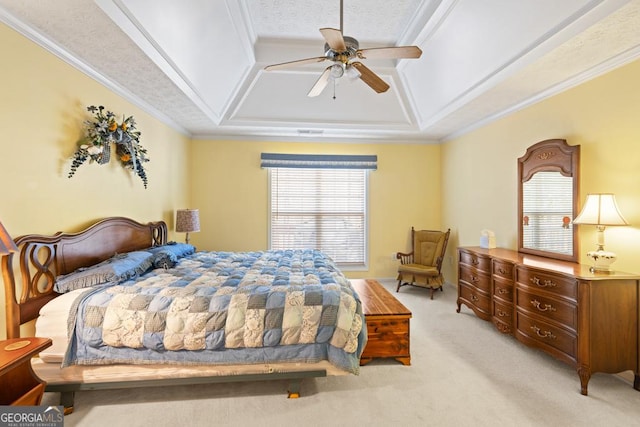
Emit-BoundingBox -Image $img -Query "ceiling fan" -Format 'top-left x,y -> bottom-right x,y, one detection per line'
263,0 -> 422,97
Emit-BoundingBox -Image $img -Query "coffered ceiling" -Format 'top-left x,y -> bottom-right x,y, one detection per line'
1,0 -> 640,142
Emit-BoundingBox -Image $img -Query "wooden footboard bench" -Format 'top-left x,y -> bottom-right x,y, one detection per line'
31,360 -> 333,413
351,279 -> 412,366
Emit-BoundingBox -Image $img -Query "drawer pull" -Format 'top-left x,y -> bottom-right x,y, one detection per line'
530,276 -> 557,288
497,288 -> 510,295
531,325 -> 556,339
498,267 -> 508,275
531,299 -> 556,312
471,275 -> 479,283
471,258 -> 479,265
497,309 -> 510,317
471,295 -> 479,302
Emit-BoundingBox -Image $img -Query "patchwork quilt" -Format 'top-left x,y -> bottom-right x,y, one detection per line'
64,250 -> 366,374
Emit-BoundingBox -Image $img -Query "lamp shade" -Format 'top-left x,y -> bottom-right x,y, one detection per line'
176,209 -> 200,233
573,194 -> 628,226
0,220 -> 18,254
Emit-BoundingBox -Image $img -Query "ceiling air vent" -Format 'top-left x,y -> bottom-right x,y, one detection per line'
297,129 -> 324,135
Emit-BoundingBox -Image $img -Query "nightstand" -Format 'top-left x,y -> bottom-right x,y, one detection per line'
0,337 -> 52,405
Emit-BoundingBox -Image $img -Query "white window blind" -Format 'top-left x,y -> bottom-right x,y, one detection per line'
269,167 -> 368,267
522,171 -> 574,255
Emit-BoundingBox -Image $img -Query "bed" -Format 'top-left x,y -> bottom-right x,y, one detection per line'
2,217 -> 366,413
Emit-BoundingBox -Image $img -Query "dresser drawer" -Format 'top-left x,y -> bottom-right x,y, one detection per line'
516,288 -> 577,330
516,267 -> 577,300
459,266 -> 491,293
516,311 -> 577,360
493,259 -> 514,280
493,299 -> 513,323
459,250 -> 491,272
493,276 -> 514,302
458,282 -> 491,316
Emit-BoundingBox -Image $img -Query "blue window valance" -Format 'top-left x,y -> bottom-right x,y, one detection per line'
260,153 -> 377,170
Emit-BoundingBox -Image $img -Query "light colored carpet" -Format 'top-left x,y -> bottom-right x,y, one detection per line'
42,279 -> 640,427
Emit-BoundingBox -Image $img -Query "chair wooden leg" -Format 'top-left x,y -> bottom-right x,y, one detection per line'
430,287 -> 434,300
396,280 -> 402,292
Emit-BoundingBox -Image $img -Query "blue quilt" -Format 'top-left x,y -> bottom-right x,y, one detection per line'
64,249 -> 367,374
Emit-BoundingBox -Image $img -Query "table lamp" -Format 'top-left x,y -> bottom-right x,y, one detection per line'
0,220 -> 18,254
176,209 -> 200,244
573,193 -> 628,272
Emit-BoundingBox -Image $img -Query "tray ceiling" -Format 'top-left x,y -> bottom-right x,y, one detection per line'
1,0 -> 639,143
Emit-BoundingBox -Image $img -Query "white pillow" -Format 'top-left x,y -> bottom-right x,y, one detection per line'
39,287 -> 88,317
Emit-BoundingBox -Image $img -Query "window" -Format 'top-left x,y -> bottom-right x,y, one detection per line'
522,171 -> 574,256
262,153 -> 376,268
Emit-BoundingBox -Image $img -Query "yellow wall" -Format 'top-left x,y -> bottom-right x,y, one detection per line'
6,13 -> 640,339
442,58 -> 640,281
189,140 -> 442,279
0,23 -> 191,338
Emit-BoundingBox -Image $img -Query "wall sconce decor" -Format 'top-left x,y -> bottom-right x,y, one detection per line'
68,105 -> 150,188
176,209 -> 200,244
573,193 -> 628,272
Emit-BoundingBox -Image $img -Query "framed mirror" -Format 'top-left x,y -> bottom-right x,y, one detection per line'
518,139 -> 580,262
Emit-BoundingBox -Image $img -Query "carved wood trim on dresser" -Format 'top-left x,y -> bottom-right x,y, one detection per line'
456,246 -> 640,396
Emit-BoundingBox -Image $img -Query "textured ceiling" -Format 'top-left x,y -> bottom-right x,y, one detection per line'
1,0 -> 639,143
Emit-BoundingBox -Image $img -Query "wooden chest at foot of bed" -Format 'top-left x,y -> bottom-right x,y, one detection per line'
351,279 -> 412,366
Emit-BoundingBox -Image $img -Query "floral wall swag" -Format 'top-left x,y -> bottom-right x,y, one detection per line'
68,105 -> 150,188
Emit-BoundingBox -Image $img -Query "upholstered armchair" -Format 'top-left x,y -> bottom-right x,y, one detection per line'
396,227 -> 451,299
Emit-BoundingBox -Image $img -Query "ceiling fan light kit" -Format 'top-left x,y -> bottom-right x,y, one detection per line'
264,0 -> 422,98
345,65 -> 361,80
330,63 -> 345,78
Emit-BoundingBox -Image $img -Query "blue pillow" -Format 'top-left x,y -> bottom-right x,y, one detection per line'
147,242 -> 196,268
54,251 -> 154,293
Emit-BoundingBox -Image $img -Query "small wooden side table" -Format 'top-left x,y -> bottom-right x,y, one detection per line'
0,337 -> 52,405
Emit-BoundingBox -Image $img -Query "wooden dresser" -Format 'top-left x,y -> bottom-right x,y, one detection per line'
457,246 -> 640,395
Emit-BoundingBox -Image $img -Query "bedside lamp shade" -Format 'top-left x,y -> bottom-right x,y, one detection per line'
176,209 -> 200,244
573,193 -> 628,272
0,220 -> 18,254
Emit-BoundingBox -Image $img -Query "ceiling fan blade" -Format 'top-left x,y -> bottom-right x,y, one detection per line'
351,62 -> 389,93
308,66 -> 333,97
264,56 -> 327,71
357,46 -> 423,60
319,28 -> 346,52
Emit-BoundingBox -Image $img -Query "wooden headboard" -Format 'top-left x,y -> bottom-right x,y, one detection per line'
2,217 -> 167,339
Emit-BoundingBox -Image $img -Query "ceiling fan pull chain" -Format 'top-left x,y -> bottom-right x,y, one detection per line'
333,79 -> 337,100
340,0 -> 343,33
